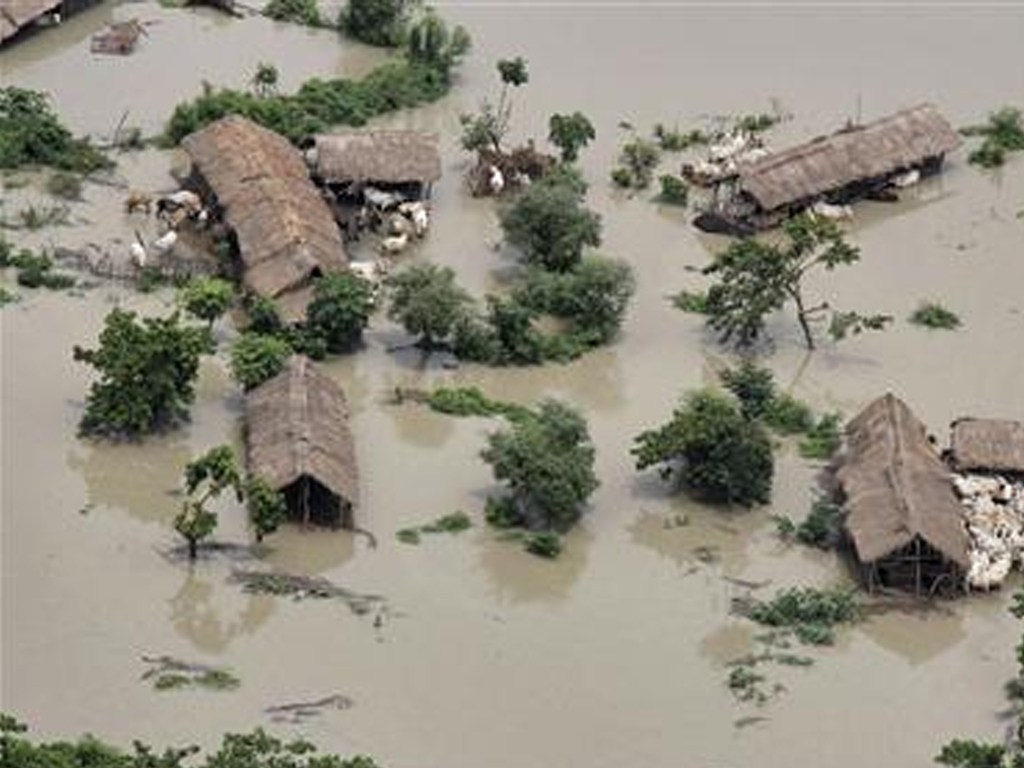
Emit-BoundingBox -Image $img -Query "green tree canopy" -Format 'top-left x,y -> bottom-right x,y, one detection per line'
230,333 -> 292,391
304,272 -> 375,353
175,445 -> 244,560
703,215 -> 891,350
178,277 -> 236,328
245,476 -> 287,543
548,112 -> 596,163
633,389 -> 774,506
340,0 -> 415,46
405,9 -> 471,79
73,309 -> 214,438
0,86 -> 110,172
386,262 -> 472,348
481,400 -> 598,531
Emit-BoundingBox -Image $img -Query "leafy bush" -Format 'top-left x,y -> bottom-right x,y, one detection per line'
738,587 -> 859,646
264,0 -> 322,26
794,499 -> 845,549
0,87 -> 111,172
11,250 -> 74,289
304,272 -> 375,353
763,392 -> 815,434
615,137 -> 660,189
963,106 -> 1024,168
426,386 -> 531,421
340,0 -> 415,46
799,413 -> 842,459
721,360 -> 776,420
652,123 -> 707,151
386,262 -> 472,348
909,301 -> 961,330
230,333 -> 292,391
245,475 -> 288,542
244,293 -> 283,335
657,174 -> 689,205
524,531 -> 562,558
671,289 -> 708,314
178,276 -> 235,326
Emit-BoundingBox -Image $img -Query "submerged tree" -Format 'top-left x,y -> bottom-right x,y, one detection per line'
404,8 -> 471,80
230,332 -> 292,391
250,62 -> 280,98
548,112 -> 596,163
304,272 -> 375,353
481,400 -> 598,531
703,214 -> 892,350
460,56 -> 529,154
174,445 -> 244,560
340,0 -> 416,46
386,262 -> 472,349
179,276 -> 236,328
633,389 -> 774,506
74,309 -> 214,438
245,475 -> 287,544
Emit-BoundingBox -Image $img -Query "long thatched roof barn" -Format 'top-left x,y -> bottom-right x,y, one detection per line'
245,356 -> 358,528
182,115 -> 348,323
1,0 -> 62,42
949,418 -> 1024,475
738,103 -> 962,213
311,130 -> 442,195
837,393 -> 969,595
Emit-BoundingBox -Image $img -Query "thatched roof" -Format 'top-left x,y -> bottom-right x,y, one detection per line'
837,393 -> 969,569
181,116 -> 347,322
739,104 -> 962,211
313,131 -> 442,185
949,418 -> 1024,474
245,356 -> 359,506
1,0 -> 62,42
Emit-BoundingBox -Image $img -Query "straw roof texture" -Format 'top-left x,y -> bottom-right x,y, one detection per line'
739,104 -> 962,211
1,0 -> 62,42
950,418 -> 1024,474
313,131 -> 442,185
837,393 -> 969,568
245,356 -> 359,506
181,116 -> 347,322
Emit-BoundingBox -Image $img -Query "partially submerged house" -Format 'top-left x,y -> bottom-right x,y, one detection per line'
309,130 -> 442,200
181,115 -> 348,323
245,356 -> 359,528
949,418 -> 1024,476
836,393 -> 970,596
1,0 -> 94,44
695,103 -> 962,234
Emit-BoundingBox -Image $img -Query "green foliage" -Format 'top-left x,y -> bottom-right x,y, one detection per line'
404,9 -> 471,79
176,445 -> 244,558
704,214 -> 891,350
165,60 -> 453,145
763,392 -> 814,434
244,294 -> 283,335
396,528 -> 421,544
613,137 -> 660,189
397,511 -> 472,544
245,475 -> 287,542
8,249 -> 74,289
738,587 -> 859,646
548,112 -> 596,163
2,202 -> 70,230
386,262 -> 472,348
481,400 -> 598,532
524,531 -> 562,558
935,740 -> 1008,768
0,87 -> 112,173
632,389 -> 774,506
73,309 -> 214,437
305,272 -> 375,353
799,413 -> 842,459
500,171 -> 601,272
652,123 -> 708,151
250,62 -> 280,99
968,141 -> 1006,169
178,277 -> 235,326
230,333 -> 292,391
340,0 -> 415,46
720,360 -> 776,420
264,0 -> 321,26
657,174 -> 689,205
909,301 -> 961,330
497,56 -> 529,87
794,498 -> 845,548
46,171 -> 83,200
963,106 -> 1024,169
736,113 -> 781,133
425,386 -> 532,421
672,289 -> 708,314
0,285 -> 18,306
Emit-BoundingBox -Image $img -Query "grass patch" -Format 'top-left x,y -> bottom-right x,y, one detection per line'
798,412 -> 841,460
396,511 -> 472,544
657,174 -> 689,206
734,586 -> 859,646
4,249 -> 75,290
425,386 -> 532,421
909,301 -> 961,330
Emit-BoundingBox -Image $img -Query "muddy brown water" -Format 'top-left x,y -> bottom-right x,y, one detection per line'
3,2 -> 1024,766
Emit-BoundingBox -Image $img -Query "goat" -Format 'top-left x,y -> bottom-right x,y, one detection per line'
380,232 -> 410,254
124,190 -> 153,214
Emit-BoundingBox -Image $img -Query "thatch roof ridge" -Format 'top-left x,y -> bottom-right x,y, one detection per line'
313,130 -> 442,185
949,418 -> 1024,474
1,0 -> 62,42
739,104 -> 962,211
181,116 -> 347,321
245,356 -> 359,506
838,393 -> 969,569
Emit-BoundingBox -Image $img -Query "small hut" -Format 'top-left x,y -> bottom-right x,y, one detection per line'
245,356 -> 359,528
181,115 -> 348,323
310,130 -> 442,200
949,418 -> 1024,476
1,0 -> 61,43
837,394 -> 969,596
695,104 -> 962,234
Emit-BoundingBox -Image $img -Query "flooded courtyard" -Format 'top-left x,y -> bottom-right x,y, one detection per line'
3,1 -> 1024,765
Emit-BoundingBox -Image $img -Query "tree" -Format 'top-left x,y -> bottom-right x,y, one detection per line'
0,86 -> 110,173
612,137 -> 660,189
174,445 -> 244,560
481,400 -> 598,531
263,0 -> 320,26
703,215 -> 892,350
73,309 -> 214,437
245,476 -> 287,543
405,8 -> 471,79
304,272 -> 375,353
459,56 -> 528,154
548,112 -> 595,163
340,0 -> 416,47
386,263 -> 472,348
178,277 -> 236,328
500,172 -> 601,272
250,62 -> 280,98
230,332 -> 292,391
633,389 -> 774,506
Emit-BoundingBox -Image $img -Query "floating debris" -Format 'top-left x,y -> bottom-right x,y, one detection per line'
229,569 -> 385,615
141,655 -> 239,691
265,693 -> 354,724
90,19 -> 147,56
953,473 -> 1024,590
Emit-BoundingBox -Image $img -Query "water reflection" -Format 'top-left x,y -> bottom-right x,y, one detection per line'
169,570 -> 274,654
262,525 -> 357,576
858,603 -> 968,667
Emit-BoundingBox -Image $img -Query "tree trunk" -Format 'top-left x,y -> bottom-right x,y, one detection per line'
789,288 -> 816,350
188,537 -> 198,560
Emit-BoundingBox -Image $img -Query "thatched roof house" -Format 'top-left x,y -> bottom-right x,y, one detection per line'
837,393 -> 969,595
738,103 -> 961,213
311,130 -> 442,195
1,0 -> 62,42
949,418 -> 1024,475
245,356 -> 358,528
181,115 -> 348,323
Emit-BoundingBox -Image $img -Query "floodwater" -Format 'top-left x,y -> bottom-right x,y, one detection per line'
3,1 -> 1024,766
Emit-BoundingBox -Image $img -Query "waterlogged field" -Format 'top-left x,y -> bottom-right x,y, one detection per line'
2,2 -> 1024,766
